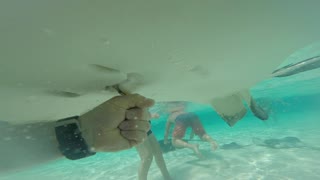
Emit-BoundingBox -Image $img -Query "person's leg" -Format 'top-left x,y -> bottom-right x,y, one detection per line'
172,138 -> 201,157
191,118 -> 218,150
136,138 -> 153,180
172,122 -> 201,157
148,134 -> 172,180
201,134 -> 218,150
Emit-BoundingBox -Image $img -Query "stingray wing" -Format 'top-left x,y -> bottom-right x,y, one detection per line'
0,1 -> 319,122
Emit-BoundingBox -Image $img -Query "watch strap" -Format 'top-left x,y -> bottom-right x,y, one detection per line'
55,116 -> 96,160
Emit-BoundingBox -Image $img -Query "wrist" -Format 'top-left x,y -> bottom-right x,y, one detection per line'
78,115 -> 109,152
78,115 -> 95,150
55,116 -> 96,160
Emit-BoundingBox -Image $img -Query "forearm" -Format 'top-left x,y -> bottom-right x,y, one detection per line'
0,121 -> 62,172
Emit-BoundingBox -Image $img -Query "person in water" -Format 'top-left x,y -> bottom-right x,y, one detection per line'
136,113 -> 172,180
164,103 -> 218,157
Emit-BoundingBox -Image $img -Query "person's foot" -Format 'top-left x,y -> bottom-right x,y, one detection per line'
211,142 -> 218,151
191,144 -> 202,158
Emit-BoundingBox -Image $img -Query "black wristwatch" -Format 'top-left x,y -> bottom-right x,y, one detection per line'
55,116 -> 96,160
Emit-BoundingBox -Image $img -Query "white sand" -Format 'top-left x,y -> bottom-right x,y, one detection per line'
1,110 -> 320,180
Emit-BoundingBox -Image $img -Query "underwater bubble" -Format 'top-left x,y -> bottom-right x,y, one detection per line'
42,28 -> 55,36
3,137 -> 12,141
100,37 -> 111,46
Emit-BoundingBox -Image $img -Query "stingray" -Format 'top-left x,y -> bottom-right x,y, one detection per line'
220,142 -> 251,150
252,137 -> 306,149
0,1 -> 320,124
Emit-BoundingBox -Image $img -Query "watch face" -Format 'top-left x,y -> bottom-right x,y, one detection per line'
56,116 -> 80,126
55,117 -> 95,160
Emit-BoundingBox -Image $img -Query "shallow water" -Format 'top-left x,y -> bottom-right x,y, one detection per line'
1,1 -> 320,179
1,70 -> 320,180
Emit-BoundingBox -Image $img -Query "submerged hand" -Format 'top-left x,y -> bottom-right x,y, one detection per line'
211,141 -> 218,151
79,94 -> 155,152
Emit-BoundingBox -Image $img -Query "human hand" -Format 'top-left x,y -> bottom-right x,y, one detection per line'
79,94 -> 154,152
211,141 -> 218,151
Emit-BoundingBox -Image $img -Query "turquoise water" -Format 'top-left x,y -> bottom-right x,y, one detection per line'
1,70 -> 320,180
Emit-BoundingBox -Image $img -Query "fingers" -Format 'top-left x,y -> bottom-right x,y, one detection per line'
121,130 -> 148,145
97,131 -> 134,152
119,120 -> 150,132
119,110 -> 152,148
125,108 -> 151,121
110,94 -> 155,109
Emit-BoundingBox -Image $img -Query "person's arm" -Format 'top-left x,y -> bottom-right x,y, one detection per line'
0,94 -> 154,172
0,121 -> 61,171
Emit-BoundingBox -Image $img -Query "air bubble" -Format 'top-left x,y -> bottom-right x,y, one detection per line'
100,37 -> 111,46
16,83 -> 24,87
42,28 -> 55,36
3,137 -> 12,141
